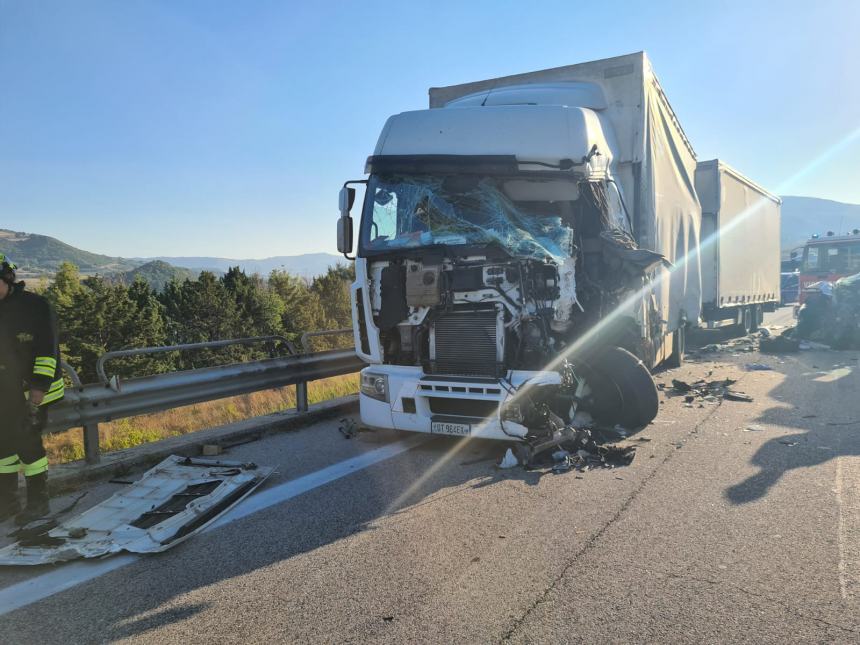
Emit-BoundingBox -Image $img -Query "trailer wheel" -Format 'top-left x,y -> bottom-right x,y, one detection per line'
735,306 -> 753,336
666,324 -> 686,368
580,346 -> 659,430
750,305 -> 762,332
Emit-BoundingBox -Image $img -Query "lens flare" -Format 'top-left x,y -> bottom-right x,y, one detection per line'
384,124 -> 860,514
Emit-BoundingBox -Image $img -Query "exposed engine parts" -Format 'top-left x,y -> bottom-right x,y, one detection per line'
363,177 -> 666,433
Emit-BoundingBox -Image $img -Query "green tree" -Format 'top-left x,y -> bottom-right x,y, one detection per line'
47,270 -> 169,382
159,272 -> 243,368
311,264 -> 354,330
222,267 -> 284,337
269,270 -> 326,340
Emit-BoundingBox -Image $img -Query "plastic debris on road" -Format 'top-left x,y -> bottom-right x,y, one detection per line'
0,455 -> 273,566
744,363 -> 773,371
509,424 -> 636,474
498,448 -> 519,469
668,377 -> 752,404
338,417 -> 360,439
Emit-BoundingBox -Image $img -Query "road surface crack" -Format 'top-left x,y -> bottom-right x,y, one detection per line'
500,388 -> 730,642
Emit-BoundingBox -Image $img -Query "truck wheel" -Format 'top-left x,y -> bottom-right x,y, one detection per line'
580,346 -> 659,430
750,305 -> 762,331
735,307 -> 752,335
666,325 -> 686,368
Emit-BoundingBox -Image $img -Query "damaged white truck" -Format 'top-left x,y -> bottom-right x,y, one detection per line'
336,52 -> 705,445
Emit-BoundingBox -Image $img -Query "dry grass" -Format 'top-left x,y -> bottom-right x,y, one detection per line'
45,373 -> 359,464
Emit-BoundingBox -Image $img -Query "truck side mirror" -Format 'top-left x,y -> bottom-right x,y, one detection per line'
337,186 -> 356,255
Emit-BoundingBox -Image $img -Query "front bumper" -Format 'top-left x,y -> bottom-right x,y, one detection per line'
358,365 -> 560,442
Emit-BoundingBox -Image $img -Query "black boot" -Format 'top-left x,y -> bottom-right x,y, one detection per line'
15,472 -> 49,526
0,473 -> 20,523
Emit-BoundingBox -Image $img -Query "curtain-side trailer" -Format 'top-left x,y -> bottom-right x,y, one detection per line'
695,159 -> 781,332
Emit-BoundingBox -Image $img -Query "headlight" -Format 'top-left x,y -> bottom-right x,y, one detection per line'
360,372 -> 389,402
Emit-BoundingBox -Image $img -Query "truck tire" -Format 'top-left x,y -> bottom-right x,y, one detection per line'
580,346 -> 659,430
666,325 -> 686,368
734,306 -> 752,336
750,305 -> 762,332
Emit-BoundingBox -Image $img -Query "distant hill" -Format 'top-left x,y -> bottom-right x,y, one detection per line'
121,260 -> 197,292
781,196 -> 860,254
0,229 -> 343,279
0,229 -> 140,275
150,253 -> 343,279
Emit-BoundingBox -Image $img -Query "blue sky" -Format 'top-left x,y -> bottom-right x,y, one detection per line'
1,0 -> 858,259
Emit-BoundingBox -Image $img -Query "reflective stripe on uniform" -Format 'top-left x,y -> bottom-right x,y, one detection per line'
21,457 -> 48,477
33,356 -> 57,378
40,378 -> 65,405
0,455 -> 21,474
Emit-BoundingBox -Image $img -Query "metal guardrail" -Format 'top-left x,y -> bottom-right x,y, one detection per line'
96,336 -> 298,386
300,328 -> 353,353
48,344 -> 364,465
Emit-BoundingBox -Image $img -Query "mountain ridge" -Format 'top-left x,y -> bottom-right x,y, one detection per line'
0,229 -> 342,279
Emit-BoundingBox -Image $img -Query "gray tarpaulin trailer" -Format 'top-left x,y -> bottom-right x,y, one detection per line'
695,159 -> 781,331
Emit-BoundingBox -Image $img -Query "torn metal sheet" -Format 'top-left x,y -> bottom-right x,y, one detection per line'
0,455 -> 272,566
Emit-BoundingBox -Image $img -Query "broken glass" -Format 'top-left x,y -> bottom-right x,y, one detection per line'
360,174 -> 575,262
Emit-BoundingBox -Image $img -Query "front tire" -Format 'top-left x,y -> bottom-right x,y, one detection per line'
580,346 -> 659,430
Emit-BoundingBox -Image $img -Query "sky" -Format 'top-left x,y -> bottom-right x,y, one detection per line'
1,0 -> 859,259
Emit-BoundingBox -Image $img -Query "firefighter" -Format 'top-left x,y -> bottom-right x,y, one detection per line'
0,254 -> 65,524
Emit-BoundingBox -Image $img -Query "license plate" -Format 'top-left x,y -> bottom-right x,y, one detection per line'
431,421 -> 471,436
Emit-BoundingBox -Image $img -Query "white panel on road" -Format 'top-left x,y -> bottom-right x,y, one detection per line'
0,456 -> 273,566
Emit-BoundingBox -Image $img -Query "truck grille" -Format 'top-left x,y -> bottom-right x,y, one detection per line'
431,308 -> 501,377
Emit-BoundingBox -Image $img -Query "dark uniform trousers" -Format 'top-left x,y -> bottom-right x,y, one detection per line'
0,383 -> 48,479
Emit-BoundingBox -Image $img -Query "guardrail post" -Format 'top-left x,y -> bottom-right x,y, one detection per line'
296,381 -> 309,413
83,423 -> 100,464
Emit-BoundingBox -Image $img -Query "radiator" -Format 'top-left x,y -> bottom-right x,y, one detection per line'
430,307 -> 503,377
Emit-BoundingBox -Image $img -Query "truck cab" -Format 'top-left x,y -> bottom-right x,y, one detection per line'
798,232 -> 860,304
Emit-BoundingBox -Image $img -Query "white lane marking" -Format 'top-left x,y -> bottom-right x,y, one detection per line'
836,455 -> 860,600
0,436 -> 425,616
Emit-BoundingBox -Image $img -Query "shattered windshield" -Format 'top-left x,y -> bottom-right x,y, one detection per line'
359,174 -> 576,261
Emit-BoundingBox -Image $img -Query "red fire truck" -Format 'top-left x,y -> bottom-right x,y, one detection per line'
798,231 -> 860,304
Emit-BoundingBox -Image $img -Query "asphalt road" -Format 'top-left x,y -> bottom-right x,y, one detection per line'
3,307 -> 860,643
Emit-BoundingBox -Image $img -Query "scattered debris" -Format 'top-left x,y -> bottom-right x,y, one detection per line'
498,449 -> 519,469
724,390 -> 753,402
799,340 -> 831,351
551,450 -> 573,473
760,329 -> 801,353
514,424 -> 636,473
338,417 -> 360,439
669,377 -> 750,404
0,456 -> 272,566
744,363 -> 773,371
779,439 -> 799,447
744,424 -> 765,432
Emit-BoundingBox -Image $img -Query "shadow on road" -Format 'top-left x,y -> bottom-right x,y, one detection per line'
724,349 -> 860,505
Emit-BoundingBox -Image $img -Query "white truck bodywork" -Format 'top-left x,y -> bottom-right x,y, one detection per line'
347,52 -> 705,441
